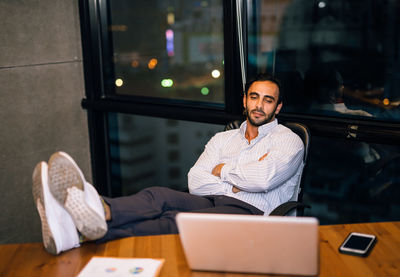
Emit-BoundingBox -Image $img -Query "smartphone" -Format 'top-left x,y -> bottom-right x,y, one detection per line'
339,232 -> 377,257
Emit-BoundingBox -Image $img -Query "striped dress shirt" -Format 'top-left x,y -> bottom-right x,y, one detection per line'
188,119 -> 304,215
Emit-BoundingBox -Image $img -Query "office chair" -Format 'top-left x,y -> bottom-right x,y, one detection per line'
225,120 -> 311,216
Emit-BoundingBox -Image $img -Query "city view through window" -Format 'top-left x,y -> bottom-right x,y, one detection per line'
109,0 -> 225,104
249,0 -> 400,121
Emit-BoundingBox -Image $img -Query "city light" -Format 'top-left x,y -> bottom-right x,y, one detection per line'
115,78 -> 123,87
166,29 -> 174,57
161,79 -> 174,88
131,60 -> 139,68
148,58 -> 158,70
383,98 -> 390,105
201,87 -> 210,95
110,25 -> 128,31
211,69 -> 221,78
167,12 -> 175,25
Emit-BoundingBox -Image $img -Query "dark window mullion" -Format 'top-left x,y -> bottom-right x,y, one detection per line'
79,0 -> 114,196
223,0 -> 244,115
98,0 -> 116,97
81,98 -> 242,126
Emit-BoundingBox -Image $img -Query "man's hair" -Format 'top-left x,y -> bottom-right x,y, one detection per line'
244,73 -> 283,104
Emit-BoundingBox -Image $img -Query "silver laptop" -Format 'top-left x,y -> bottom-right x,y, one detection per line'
176,213 -> 319,276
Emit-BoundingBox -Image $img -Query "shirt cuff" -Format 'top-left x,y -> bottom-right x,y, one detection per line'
223,182 -> 232,194
220,163 -> 233,183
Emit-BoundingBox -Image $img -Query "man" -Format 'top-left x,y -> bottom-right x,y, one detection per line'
33,73 -> 304,255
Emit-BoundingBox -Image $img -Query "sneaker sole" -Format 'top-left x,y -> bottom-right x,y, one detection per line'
32,162 -> 58,255
48,152 -> 107,240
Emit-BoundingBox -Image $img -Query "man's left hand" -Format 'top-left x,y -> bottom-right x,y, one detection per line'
232,187 -> 241,193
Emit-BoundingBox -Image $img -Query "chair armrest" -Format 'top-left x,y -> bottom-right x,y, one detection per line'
269,201 -> 310,216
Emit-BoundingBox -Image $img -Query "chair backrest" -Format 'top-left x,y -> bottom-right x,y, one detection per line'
283,122 -> 310,164
224,120 -> 311,213
280,122 -> 310,205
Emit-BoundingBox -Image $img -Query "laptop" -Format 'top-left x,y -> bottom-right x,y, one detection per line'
176,213 -> 319,276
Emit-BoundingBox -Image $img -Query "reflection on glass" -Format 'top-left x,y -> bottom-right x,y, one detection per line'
303,136 -> 400,224
108,113 -> 223,195
109,1 -> 224,104
249,0 -> 400,121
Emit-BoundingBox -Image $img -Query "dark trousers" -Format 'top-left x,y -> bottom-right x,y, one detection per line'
98,186 -> 263,242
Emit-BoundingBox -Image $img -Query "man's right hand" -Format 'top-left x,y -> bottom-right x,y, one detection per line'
211,163 -> 225,177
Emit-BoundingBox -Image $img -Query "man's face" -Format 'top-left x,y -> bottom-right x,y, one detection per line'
243,81 -> 282,127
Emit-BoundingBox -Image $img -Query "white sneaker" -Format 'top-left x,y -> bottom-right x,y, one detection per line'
48,152 -> 107,240
32,162 -> 80,255
84,181 -> 107,222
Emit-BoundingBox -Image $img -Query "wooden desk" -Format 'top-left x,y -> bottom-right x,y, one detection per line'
1,222 -> 399,277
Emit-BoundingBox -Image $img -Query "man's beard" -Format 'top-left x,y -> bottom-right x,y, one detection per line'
245,105 -> 278,127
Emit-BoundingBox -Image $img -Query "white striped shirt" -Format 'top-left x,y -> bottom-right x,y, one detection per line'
188,119 -> 304,215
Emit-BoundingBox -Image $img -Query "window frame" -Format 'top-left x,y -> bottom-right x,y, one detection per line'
79,0 -> 400,196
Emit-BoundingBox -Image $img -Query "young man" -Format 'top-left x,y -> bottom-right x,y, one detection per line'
33,73 -> 304,254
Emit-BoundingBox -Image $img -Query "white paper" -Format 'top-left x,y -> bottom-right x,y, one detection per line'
77,257 -> 164,277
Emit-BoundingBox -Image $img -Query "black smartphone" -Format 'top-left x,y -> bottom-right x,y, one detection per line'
338,232 -> 377,257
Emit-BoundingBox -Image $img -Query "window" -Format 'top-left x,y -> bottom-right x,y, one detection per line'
245,0 -> 400,224
79,0 -> 400,224
108,0 -> 225,104
108,113 -> 222,195
303,137 -> 400,224
248,0 -> 400,122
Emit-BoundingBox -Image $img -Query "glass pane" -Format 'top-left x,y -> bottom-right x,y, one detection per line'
248,0 -> 400,122
109,1 -> 225,104
108,113 -> 400,224
303,136 -> 400,224
108,113 -> 223,195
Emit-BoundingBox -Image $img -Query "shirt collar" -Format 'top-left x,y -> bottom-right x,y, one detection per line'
239,119 -> 278,138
